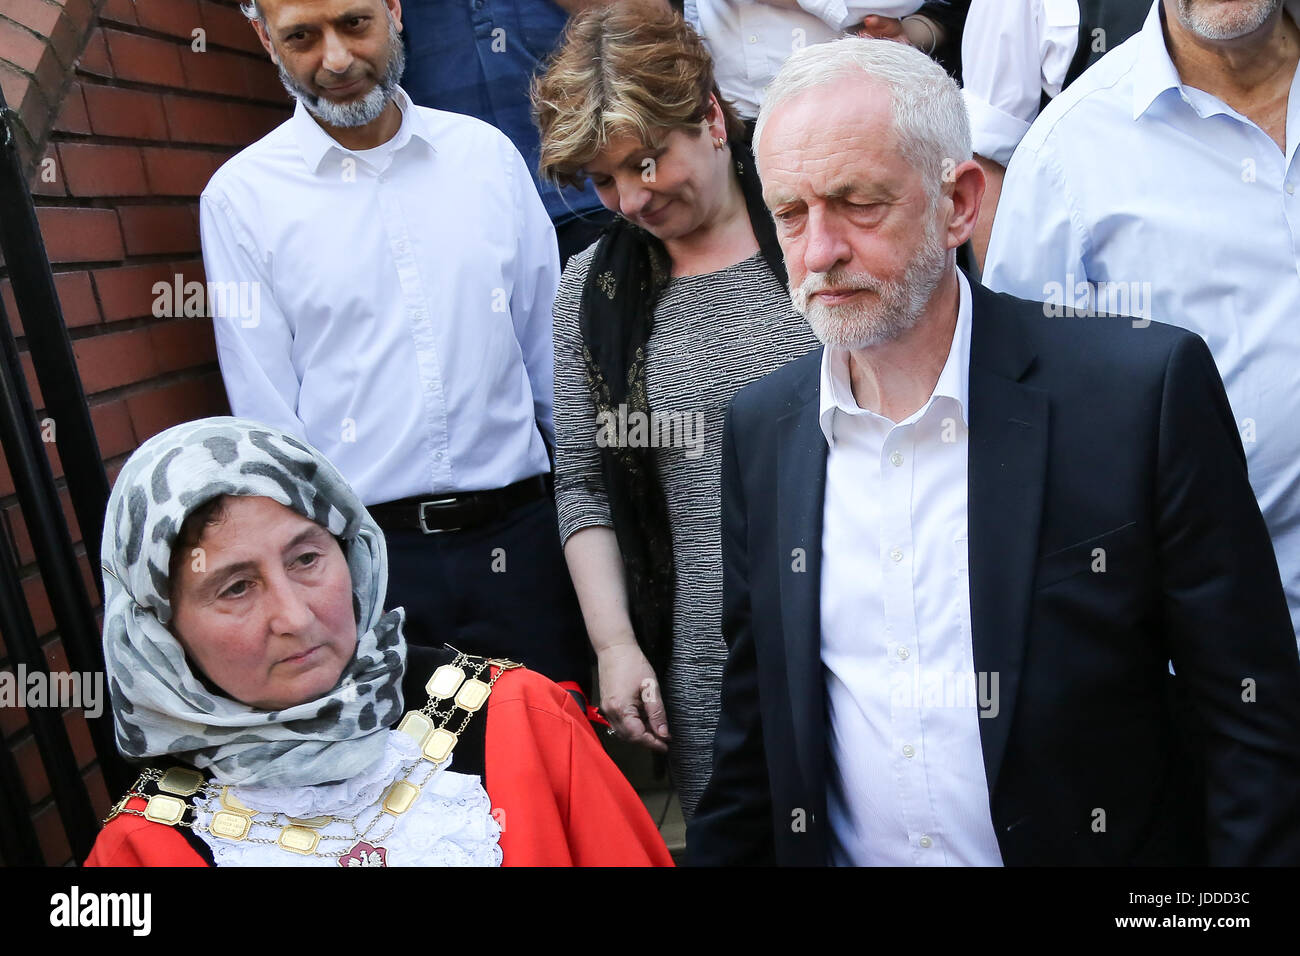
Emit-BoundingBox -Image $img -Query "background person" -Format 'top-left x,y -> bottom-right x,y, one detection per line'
533,0 -> 819,819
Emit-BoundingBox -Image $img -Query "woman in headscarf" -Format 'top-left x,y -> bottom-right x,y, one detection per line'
84,417 -> 672,867
533,0 -> 819,818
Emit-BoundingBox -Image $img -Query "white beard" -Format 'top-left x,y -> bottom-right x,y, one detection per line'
791,219 -> 949,351
275,16 -> 406,129
1176,0 -> 1281,40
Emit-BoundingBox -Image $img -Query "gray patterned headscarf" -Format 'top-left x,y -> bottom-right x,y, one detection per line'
101,417 -> 406,788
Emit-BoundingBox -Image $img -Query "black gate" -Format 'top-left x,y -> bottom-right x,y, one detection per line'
0,87 -> 133,866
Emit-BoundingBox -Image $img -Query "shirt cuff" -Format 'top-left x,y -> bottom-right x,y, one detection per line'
964,90 -> 1033,167
796,1 -> 856,31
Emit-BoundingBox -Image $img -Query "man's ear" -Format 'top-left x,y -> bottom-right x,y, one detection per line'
944,158 -> 986,251
251,15 -> 277,63
388,0 -> 404,33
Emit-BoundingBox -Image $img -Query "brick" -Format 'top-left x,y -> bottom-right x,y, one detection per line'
0,15 -> 51,75
244,55 -> 287,105
1,278 -> 20,336
22,573 -> 54,636
48,11 -> 92,74
54,270 -> 101,327
4,0 -> 64,38
98,0 -> 138,27
182,46 -> 254,99
151,318 -> 217,374
89,398 -> 137,457
51,80 -> 90,134
6,489 -> 81,566
141,145 -> 221,196
30,143 -> 65,197
64,707 -> 96,767
81,82 -> 168,140
75,27 -> 112,78
118,204 -> 199,256
103,29 -> 186,87
57,143 -> 148,197
55,0 -> 98,30
200,0 -> 265,55
0,56 -> 47,120
71,327 -> 157,393
32,800 -> 72,866
20,349 -> 45,408
0,684 -> 28,737
93,261 -> 177,323
84,764 -> 112,819
36,207 -> 124,264
14,734 -> 51,803
136,0 -> 203,39
127,371 -> 228,439
163,93 -> 286,145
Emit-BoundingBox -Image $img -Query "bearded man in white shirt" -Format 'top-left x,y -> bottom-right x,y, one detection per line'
199,0 -> 591,691
984,0 -> 1300,645
688,36 -> 1300,866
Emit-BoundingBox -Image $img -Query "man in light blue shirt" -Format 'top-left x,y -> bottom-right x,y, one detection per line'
984,0 -> 1300,641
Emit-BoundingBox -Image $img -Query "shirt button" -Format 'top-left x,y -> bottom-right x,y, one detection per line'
890,451 -> 904,467
897,646 -> 910,660
902,744 -> 915,758
1288,183 -> 1296,195
426,381 -> 435,391
396,240 -> 408,253
889,548 -> 903,562
748,34 -> 758,43
919,835 -> 933,848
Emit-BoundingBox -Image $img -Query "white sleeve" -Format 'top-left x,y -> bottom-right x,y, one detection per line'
961,0 -> 1049,165
796,0 -> 923,31
199,189 -> 308,439
506,142 -> 561,450
981,132 -> 1091,308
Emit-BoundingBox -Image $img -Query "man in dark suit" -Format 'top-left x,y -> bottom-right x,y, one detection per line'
687,37 -> 1300,866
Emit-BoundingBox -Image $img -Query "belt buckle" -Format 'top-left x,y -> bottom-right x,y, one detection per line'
417,497 -> 462,535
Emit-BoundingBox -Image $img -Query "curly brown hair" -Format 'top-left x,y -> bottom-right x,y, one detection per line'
531,0 -> 746,189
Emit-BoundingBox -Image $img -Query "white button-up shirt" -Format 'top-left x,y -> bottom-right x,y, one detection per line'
961,0 -> 1080,164
819,270 -> 1004,866
685,0 -> 922,118
984,0 -> 1300,641
199,88 -> 558,505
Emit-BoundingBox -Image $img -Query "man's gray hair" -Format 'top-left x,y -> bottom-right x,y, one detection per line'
753,37 -> 971,201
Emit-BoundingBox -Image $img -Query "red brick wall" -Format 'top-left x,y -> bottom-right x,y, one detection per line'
0,0 -> 290,865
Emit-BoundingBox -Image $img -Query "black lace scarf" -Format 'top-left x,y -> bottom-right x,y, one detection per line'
576,140 -> 788,679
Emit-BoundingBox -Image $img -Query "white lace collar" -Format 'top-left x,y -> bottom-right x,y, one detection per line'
191,730 -> 502,867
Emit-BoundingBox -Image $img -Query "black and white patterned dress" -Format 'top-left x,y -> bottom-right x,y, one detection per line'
553,244 -> 820,819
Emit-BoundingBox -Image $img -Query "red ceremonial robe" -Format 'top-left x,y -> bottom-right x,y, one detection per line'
85,662 -> 674,867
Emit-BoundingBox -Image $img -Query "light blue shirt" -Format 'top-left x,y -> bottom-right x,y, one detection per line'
984,0 -> 1300,640
200,88 -> 558,505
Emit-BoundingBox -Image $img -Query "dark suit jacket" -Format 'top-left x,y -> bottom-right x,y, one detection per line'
688,277 -> 1300,866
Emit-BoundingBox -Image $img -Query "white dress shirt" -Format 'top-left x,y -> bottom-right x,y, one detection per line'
685,0 -> 923,117
961,0 -> 1080,164
819,270 -> 1004,866
200,87 -> 558,506
984,0 -> 1300,641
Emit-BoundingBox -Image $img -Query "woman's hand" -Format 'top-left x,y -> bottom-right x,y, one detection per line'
598,643 -> 671,753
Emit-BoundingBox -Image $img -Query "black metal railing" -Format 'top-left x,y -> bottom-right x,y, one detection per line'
0,87 -> 133,865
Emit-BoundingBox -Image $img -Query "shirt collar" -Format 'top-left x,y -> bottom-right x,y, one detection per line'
291,86 -> 435,173
1132,0 -> 1300,120
818,269 -> 973,447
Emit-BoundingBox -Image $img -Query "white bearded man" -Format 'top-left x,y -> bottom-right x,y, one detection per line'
686,36 -> 1300,866
199,0 -> 592,692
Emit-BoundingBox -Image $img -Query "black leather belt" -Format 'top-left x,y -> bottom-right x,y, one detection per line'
368,475 -> 549,534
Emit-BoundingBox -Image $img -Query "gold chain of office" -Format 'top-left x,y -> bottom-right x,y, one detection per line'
102,653 -> 521,866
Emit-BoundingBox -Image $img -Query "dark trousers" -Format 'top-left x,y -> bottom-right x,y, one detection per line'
382,496 -> 592,695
